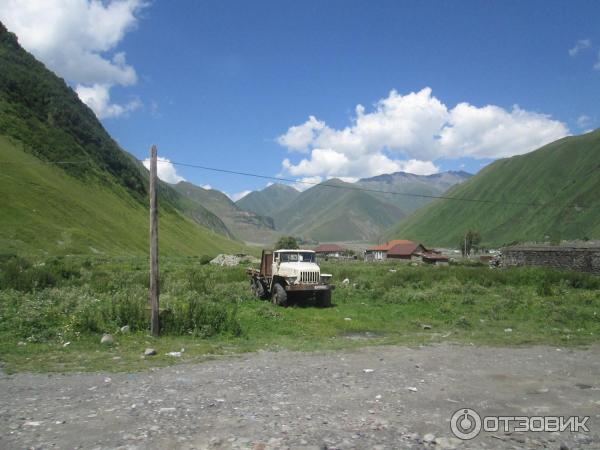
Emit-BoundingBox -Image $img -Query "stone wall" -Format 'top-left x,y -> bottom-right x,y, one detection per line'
501,246 -> 600,275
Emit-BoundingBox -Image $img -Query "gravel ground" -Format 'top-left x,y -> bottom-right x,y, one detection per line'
1,343 -> 599,450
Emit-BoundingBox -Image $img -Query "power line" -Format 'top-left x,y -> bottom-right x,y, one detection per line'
155,159 -> 577,209
1,156 -> 588,209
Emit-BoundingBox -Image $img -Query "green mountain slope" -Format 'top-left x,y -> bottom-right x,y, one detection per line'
356,171 -> 471,214
385,130 -> 600,246
0,137 -> 245,256
236,183 -> 299,217
275,179 -> 405,242
174,182 -> 282,245
0,22 -> 246,256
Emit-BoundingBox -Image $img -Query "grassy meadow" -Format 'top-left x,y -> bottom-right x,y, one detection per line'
1,255 -> 599,374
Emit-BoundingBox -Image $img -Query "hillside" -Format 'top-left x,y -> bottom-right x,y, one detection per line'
385,129 -> 600,247
236,183 -> 299,217
0,137 -> 246,256
356,170 -> 471,214
174,182 -> 282,245
275,179 -> 405,242
0,22 -> 246,256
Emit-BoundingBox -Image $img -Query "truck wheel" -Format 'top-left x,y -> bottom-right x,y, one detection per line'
317,290 -> 331,307
250,279 -> 265,298
271,283 -> 288,306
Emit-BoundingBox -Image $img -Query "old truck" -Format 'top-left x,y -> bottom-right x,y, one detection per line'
247,249 -> 334,306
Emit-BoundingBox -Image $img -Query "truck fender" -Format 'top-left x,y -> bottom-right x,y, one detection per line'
271,275 -> 287,290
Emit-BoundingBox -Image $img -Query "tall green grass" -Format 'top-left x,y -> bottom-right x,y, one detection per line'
1,257 -> 599,373
0,256 -> 248,342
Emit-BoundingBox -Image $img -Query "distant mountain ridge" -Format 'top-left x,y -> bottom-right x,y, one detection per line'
174,182 -> 282,244
356,170 -> 471,214
273,178 -> 406,242
231,171 -> 471,242
359,170 -> 471,183
236,183 -> 300,217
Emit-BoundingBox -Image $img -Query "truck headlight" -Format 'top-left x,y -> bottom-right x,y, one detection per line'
285,276 -> 297,285
320,274 -> 332,283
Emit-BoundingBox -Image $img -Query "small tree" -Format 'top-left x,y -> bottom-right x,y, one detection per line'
471,231 -> 481,254
275,236 -> 299,250
342,249 -> 356,258
460,230 -> 482,257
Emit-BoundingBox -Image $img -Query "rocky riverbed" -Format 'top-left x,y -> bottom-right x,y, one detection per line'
1,344 -> 599,449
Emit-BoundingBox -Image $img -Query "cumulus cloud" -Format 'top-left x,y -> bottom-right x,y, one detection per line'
437,102 -> 568,159
0,0 -> 145,118
143,157 -> 185,184
76,84 -> 141,119
277,88 -> 568,180
569,39 -> 591,57
276,115 -> 325,152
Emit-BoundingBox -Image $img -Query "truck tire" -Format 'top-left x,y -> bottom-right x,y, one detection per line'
271,283 -> 288,306
250,279 -> 265,298
317,290 -> 331,307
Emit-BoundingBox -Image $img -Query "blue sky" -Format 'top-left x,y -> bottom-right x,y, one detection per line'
2,0 -> 600,199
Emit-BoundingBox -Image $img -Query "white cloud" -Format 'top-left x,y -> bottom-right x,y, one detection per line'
291,176 -> 323,192
76,84 -> 141,119
569,39 -> 591,57
277,88 -> 568,180
200,184 -> 213,190
276,115 -> 325,152
142,157 -> 185,184
438,102 -> 568,159
0,0 -> 145,118
595,50 -> 600,71
396,159 -> 439,175
228,190 -> 252,202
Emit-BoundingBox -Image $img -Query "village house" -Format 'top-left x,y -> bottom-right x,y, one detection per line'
364,240 -> 427,262
314,243 -> 346,259
421,252 -> 450,265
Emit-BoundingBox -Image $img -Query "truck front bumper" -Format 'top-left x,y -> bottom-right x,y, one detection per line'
285,284 -> 334,292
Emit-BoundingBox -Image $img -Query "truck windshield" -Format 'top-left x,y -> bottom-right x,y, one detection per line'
278,252 -> 315,263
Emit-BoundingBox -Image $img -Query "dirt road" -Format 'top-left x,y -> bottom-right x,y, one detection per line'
1,344 -> 599,449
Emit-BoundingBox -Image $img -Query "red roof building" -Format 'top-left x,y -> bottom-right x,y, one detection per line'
314,244 -> 347,259
314,244 -> 345,253
365,240 -> 427,261
367,239 -> 416,252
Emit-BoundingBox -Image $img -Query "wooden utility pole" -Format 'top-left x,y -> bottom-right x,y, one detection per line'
149,145 -> 160,336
